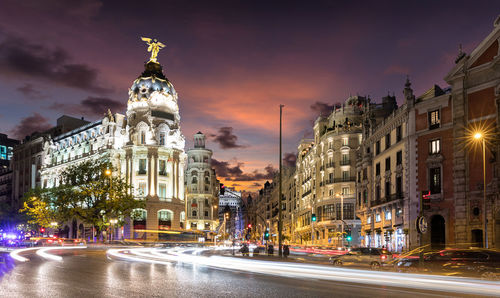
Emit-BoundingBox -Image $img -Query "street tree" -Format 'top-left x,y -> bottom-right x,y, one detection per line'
21,159 -> 145,238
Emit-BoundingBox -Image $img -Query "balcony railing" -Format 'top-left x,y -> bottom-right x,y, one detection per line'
326,163 -> 335,168
340,160 -> 350,166
302,190 -> 312,198
334,177 -> 356,183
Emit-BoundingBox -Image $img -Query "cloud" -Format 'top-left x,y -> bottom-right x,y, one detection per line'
10,113 -> 52,139
16,83 -> 47,100
283,152 -> 297,167
211,158 -> 276,182
310,101 -> 339,117
210,127 -> 245,149
49,96 -> 125,118
0,35 -> 110,93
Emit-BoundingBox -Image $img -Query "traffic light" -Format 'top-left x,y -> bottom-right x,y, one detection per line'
311,213 -> 317,222
247,224 -> 252,233
40,227 -> 45,233
346,229 -> 352,242
220,183 -> 225,195
264,228 -> 269,240
421,190 -> 431,211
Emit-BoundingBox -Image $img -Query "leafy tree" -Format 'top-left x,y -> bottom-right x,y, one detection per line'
21,159 -> 145,238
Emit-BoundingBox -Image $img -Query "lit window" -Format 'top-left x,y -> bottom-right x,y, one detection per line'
429,110 -> 440,129
385,211 -> 392,220
429,139 -> 441,155
138,182 -> 147,196
342,138 -> 348,146
342,187 -> 349,195
375,213 -> 381,222
367,216 -> 372,224
158,183 -> 166,200
430,167 -> 441,194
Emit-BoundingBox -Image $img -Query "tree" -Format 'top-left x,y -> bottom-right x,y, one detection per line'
21,159 -> 145,238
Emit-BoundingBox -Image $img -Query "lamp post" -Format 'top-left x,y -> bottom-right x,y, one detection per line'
474,132 -> 488,248
279,104 -> 284,257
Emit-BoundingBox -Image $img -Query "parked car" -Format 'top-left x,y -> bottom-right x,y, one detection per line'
329,247 -> 393,269
395,249 -> 500,280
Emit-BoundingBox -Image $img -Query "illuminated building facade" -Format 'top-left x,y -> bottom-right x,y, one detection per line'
40,58 -> 187,240
185,132 -> 220,231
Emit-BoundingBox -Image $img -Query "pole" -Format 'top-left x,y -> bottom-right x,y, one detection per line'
279,104 -> 284,257
482,139 -> 488,248
311,207 -> 314,246
341,194 -> 344,248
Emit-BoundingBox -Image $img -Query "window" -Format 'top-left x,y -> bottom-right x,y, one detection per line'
376,163 -> 380,176
323,204 -> 335,219
159,133 -> 165,145
375,213 -> 381,222
385,211 -> 392,220
396,151 -> 402,166
192,210 -> 197,217
376,141 -> 380,155
342,170 -> 349,181
376,185 -> 380,201
329,189 -> 333,196
429,139 -> 440,155
396,125 -> 402,142
204,210 -> 209,217
204,199 -> 209,206
158,210 -> 172,221
429,109 -> 440,130
191,222 -> 197,229
430,167 -> 441,194
342,137 -> 348,146
344,203 -> 354,219
140,131 -> 146,144
342,187 -> 349,195
385,157 -> 391,172
363,190 -> 367,203
396,208 -> 402,217
158,183 -> 166,200
205,222 -> 210,229
159,160 -> 167,176
139,159 -> 147,174
385,180 -> 391,198
342,153 -> 349,163
385,133 -> 391,149
396,176 -> 402,198
367,216 -> 372,224
138,182 -> 147,196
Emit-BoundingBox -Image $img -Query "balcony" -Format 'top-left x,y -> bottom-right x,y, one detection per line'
302,190 -> 312,198
326,163 -> 335,168
333,177 -> 356,183
340,160 -> 350,166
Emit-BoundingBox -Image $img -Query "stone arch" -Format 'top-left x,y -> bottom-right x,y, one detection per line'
158,209 -> 173,230
430,214 -> 445,249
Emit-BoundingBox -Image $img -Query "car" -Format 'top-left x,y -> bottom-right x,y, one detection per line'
395,249 -> 500,280
329,247 -> 393,269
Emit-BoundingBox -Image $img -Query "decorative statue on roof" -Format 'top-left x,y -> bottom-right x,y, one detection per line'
141,37 -> 165,63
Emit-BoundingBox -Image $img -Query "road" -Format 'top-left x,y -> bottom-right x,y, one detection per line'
0,247 -> 497,298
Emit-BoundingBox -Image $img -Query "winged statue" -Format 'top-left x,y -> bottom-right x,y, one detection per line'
141,37 -> 165,63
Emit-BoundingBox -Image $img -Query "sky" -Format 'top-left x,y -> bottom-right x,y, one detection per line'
0,0 -> 499,193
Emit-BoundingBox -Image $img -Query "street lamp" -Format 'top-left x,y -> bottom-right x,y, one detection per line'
473,131 -> 488,248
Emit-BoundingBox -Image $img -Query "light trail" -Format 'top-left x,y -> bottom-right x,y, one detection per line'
106,247 -> 500,296
9,247 -> 40,262
10,246 -> 87,262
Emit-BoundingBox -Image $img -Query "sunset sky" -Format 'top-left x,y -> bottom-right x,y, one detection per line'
0,0 -> 499,192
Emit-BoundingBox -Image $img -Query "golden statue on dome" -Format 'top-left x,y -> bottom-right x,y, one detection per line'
141,37 -> 165,63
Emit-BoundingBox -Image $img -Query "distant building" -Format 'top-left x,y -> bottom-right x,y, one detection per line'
185,132 -> 219,231
218,187 -> 243,238
0,134 -> 19,208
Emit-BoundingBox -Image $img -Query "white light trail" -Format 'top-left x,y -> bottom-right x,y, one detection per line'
106,247 -> 500,296
10,246 -> 87,262
9,247 -> 40,262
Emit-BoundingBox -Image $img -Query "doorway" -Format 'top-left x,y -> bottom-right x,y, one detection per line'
430,215 -> 445,249
471,229 -> 483,248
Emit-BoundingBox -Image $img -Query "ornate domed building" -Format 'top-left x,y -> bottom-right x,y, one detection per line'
40,40 -> 187,241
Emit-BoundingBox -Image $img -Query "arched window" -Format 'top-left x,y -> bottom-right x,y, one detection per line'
192,210 -> 197,217
192,176 -> 197,184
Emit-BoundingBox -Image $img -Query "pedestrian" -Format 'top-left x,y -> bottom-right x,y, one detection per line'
283,244 -> 290,258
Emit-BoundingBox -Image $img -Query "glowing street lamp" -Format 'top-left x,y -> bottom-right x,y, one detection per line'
472,131 -> 488,248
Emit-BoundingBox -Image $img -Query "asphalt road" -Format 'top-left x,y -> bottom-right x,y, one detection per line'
0,248 -> 494,298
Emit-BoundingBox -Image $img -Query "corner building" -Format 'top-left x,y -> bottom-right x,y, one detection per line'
40,59 -> 187,240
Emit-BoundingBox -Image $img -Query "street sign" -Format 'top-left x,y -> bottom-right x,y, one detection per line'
416,216 -> 428,234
